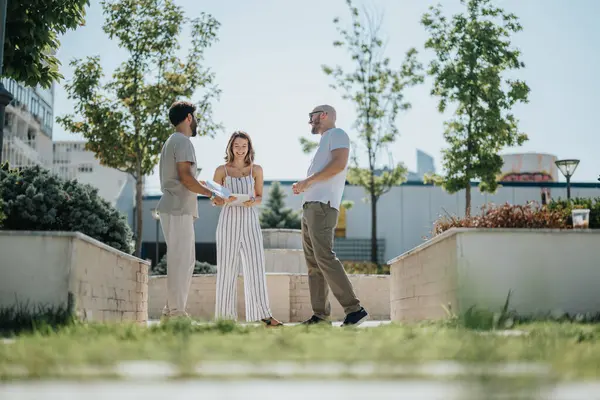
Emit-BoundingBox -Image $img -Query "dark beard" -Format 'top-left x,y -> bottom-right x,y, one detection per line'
311,122 -> 319,134
191,121 -> 198,137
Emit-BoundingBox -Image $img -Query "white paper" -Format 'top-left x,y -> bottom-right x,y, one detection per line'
228,194 -> 251,206
205,180 -> 232,199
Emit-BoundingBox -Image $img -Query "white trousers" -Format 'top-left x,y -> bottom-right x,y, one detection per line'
159,213 -> 195,316
215,207 -> 271,322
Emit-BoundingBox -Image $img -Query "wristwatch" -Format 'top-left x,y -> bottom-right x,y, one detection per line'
210,192 -> 216,201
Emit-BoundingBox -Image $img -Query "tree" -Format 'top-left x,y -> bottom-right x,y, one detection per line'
57,0 -> 222,257
421,0 -> 530,217
320,0 -> 423,264
259,181 -> 301,229
3,0 -> 89,88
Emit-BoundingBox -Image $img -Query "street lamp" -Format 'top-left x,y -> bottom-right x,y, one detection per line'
555,159 -> 580,201
0,0 -> 14,163
151,208 -> 160,266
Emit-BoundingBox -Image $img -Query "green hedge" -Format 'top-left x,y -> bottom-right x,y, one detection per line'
0,192 -> 4,228
547,197 -> 600,229
151,253 -> 216,275
0,163 -> 133,253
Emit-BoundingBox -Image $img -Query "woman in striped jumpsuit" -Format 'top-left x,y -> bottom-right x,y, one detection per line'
210,131 -> 283,327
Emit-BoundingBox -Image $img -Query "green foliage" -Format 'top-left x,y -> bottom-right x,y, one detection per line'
0,164 -> 133,254
442,290 -> 515,331
342,261 -> 389,275
3,0 -> 89,88
56,0 -> 222,256
340,199 -> 354,210
322,0 -> 423,263
0,164 -> 5,228
432,202 -> 568,237
442,290 -> 600,331
421,0 -> 530,216
299,137 -> 319,154
547,197 -> 600,229
259,181 -> 301,229
0,294 -> 76,337
151,254 -> 216,276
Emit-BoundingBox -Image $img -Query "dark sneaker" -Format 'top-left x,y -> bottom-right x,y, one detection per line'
341,307 -> 368,327
301,315 -> 331,325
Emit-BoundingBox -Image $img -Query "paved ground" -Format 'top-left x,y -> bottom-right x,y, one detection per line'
146,319 -> 391,328
1,379 -> 600,400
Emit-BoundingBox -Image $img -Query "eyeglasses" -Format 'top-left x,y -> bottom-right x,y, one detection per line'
308,110 -> 325,123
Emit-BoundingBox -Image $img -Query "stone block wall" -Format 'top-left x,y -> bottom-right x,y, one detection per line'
0,231 -> 150,324
389,228 -> 600,322
70,237 -> 149,323
389,233 -> 458,322
148,273 -> 390,322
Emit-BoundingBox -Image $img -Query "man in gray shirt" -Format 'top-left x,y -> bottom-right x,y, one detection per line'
293,104 -> 368,326
156,101 -> 224,318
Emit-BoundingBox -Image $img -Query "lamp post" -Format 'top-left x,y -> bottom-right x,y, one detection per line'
151,208 -> 160,266
555,159 -> 580,201
0,0 -> 14,163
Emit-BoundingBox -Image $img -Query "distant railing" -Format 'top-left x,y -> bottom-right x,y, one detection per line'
1,136 -> 52,168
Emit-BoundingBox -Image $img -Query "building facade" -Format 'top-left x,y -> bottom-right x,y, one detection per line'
53,140 -> 130,206
1,78 -> 54,168
133,179 -> 600,267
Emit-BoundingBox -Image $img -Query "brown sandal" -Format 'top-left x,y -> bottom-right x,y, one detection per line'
262,317 -> 284,327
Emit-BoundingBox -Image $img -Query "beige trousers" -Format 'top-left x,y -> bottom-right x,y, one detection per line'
159,213 -> 195,317
301,201 -> 361,319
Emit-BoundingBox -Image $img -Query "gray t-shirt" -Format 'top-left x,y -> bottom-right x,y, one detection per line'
156,132 -> 198,218
302,127 -> 350,211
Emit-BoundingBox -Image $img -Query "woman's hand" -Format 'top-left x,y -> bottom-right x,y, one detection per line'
212,195 -> 237,207
242,197 -> 256,207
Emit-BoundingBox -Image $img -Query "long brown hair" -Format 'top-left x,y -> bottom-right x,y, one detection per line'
224,131 -> 255,165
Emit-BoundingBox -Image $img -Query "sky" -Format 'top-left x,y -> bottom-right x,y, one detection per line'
52,0 -> 600,193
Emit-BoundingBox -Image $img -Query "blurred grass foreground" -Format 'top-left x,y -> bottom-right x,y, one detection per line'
1,316 -> 600,382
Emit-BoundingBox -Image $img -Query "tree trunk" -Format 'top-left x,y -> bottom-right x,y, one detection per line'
135,175 -> 143,257
370,193 -> 378,265
465,183 -> 471,217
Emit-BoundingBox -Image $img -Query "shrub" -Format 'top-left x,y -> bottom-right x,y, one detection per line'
0,172 -> 4,228
259,181 -> 301,229
151,253 -> 217,276
343,261 -> 390,275
432,202 -> 568,236
0,164 -> 133,253
546,197 -> 600,229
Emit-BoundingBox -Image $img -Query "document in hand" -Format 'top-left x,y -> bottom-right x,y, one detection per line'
205,180 -> 233,199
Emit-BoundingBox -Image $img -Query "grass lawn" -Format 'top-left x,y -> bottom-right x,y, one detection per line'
1,319 -> 599,381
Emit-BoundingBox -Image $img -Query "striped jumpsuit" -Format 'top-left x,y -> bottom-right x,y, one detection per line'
215,165 -> 272,322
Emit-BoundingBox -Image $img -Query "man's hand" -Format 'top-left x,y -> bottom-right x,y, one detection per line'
212,196 -> 225,206
211,195 -> 236,207
292,179 -> 311,195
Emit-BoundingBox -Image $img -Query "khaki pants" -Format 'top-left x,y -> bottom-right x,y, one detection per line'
301,201 -> 361,319
159,213 -> 195,317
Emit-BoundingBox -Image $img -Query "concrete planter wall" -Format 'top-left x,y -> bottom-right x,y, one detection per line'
148,273 -> 390,322
388,228 -> 600,322
0,231 -> 150,324
262,228 -> 307,273
262,228 -> 302,249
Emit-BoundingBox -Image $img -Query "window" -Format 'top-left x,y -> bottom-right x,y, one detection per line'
78,164 -> 93,173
